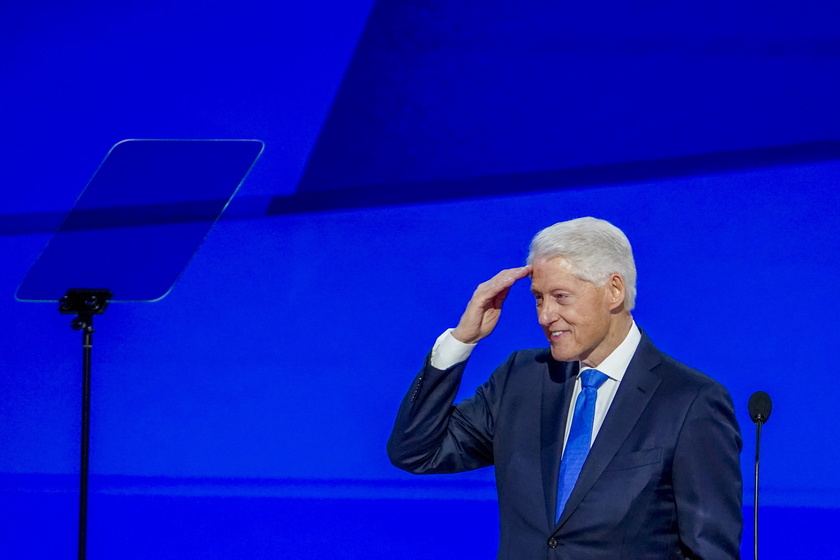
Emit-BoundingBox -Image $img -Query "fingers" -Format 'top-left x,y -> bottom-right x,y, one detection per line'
476,265 -> 533,301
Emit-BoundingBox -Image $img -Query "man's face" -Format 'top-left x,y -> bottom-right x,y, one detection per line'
530,256 -> 619,367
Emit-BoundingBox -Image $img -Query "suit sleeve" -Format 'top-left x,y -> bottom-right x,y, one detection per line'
387,352 -> 511,474
672,380 -> 743,559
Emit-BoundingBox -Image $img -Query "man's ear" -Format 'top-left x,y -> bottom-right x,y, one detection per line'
607,273 -> 626,311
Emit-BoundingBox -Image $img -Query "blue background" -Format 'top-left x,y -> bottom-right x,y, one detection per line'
2,1 -> 839,558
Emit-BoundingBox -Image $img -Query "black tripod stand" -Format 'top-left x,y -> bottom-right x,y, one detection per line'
59,289 -> 112,560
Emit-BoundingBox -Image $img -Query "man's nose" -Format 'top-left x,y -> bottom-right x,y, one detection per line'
538,301 -> 558,326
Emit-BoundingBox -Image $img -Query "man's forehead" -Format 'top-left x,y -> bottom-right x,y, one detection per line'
530,257 -> 589,290
531,254 -> 576,270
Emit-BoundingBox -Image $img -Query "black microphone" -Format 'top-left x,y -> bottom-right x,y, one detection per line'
748,390 -> 772,560
748,391 -> 773,425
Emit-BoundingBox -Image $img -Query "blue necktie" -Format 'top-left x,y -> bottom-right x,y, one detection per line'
556,368 -> 609,521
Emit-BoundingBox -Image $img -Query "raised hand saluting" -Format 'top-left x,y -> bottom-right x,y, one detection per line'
450,265 -> 532,345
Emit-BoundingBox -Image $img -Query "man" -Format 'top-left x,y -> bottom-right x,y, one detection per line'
387,217 -> 742,559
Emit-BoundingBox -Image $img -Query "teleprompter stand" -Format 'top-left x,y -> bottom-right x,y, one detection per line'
16,139 -> 264,559
59,289 -> 112,560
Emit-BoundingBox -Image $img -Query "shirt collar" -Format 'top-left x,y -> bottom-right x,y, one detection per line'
579,321 -> 641,382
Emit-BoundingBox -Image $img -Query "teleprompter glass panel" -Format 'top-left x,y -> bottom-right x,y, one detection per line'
16,139 -> 264,302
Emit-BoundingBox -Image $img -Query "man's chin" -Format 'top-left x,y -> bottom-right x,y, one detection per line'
549,346 -> 579,363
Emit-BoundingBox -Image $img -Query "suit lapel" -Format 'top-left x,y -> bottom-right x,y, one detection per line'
554,333 -> 663,529
540,357 -> 577,529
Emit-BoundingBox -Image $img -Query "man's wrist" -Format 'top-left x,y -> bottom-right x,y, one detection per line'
430,328 -> 477,370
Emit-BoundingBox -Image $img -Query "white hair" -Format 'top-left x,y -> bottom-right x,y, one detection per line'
526,217 -> 637,310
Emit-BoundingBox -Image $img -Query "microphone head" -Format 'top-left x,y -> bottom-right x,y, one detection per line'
748,391 -> 773,424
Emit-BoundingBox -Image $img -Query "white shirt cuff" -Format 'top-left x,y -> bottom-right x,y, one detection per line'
430,328 -> 477,370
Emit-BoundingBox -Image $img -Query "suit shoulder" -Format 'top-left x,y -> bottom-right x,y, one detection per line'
655,351 -> 730,396
638,330 -> 725,389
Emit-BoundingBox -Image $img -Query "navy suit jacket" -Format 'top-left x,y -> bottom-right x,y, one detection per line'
387,332 -> 742,559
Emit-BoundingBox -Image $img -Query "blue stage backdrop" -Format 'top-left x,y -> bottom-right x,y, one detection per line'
2,1 -> 840,558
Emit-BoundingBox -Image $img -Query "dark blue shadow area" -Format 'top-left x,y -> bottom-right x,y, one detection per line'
299,0 -> 840,194
83,495 -> 497,559
1,476 -> 837,560
0,483 -> 499,559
